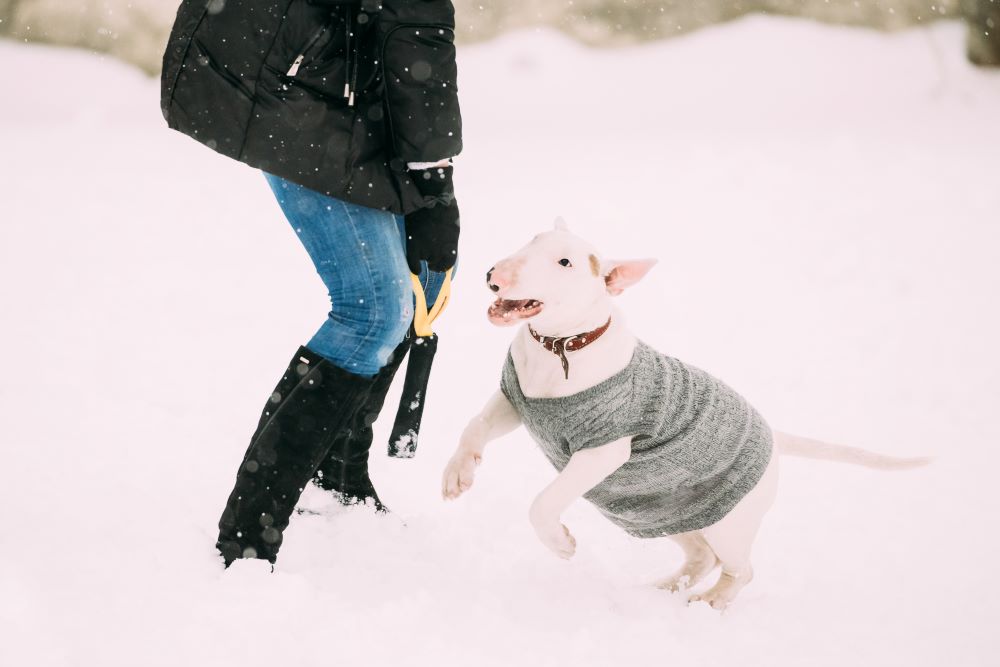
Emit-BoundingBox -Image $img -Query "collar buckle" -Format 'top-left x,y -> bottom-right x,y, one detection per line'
528,317 -> 612,380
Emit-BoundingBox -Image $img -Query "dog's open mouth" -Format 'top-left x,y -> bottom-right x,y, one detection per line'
487,298 -> 544,326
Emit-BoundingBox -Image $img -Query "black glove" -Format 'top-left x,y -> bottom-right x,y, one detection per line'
404,166 -> 460,274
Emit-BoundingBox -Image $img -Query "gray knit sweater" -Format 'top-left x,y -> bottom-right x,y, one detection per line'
501,340 -> 773,537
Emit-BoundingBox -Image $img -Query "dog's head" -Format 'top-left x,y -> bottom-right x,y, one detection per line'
485,220 -> 657,331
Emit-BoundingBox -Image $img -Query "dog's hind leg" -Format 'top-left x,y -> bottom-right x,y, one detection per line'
691,450 -> 780,610
656,532 -> 718,592
694,522 -> 759,610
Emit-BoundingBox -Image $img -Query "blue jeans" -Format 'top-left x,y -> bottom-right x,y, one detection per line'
264,173 -> 450,377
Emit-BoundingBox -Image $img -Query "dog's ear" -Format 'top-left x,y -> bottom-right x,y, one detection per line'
604,259 -> 658,296
553,217 -> 569,232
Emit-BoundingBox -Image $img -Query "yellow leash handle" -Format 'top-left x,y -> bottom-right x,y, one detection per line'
410,268 -> 453,337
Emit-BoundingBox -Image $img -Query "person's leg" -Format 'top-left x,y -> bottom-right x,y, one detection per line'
216,345 -> 375,566
312,218 -> 455,506
264,173 -> 414,375
311,332 -> 409,510
215,175 -> 412,565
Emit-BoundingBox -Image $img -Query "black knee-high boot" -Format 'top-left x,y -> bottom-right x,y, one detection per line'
311,336 -> 411,510
216,346 -> 375,566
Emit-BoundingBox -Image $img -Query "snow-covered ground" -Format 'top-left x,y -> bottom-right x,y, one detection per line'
2,16 -> 998,667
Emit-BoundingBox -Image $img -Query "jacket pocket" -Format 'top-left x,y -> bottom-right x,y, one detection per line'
378,22 -> 460,162
284,17 -> 338,78
280,3 -> 379,105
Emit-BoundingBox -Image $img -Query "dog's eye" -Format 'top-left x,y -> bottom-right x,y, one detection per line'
558,258 -> 572,267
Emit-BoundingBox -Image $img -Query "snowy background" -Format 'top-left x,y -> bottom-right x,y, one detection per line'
0,1 -> 976,74
2,15 -> 999,667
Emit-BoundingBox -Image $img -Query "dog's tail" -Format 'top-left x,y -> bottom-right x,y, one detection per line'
774,431 -> 932,471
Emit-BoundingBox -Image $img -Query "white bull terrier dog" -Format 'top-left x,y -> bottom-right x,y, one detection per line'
442,221 -> 928,610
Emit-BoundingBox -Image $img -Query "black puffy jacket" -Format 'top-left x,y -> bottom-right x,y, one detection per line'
160,0 -> 462,214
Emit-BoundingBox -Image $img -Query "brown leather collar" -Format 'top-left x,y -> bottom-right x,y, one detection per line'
528,317 -> 612,379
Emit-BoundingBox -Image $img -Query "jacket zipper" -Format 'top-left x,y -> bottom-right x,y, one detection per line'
286,19 -> 335,77
285,9 -> 362,106
286,54 -> 306,77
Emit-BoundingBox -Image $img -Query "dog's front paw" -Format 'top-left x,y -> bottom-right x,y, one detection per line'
441,450 -> 481,499
532,520 -> 577,560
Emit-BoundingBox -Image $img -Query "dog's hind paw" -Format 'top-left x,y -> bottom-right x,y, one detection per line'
687,567 -> 753,611
657,574 -> 692,593
656,556 -> 718,593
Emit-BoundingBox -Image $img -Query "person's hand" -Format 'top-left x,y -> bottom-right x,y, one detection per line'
404,166 -> 460,273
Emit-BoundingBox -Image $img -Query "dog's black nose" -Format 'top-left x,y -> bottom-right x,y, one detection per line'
486,268 -> 499,292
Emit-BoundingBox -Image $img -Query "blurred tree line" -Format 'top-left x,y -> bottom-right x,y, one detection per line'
0,0 -> 997,74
